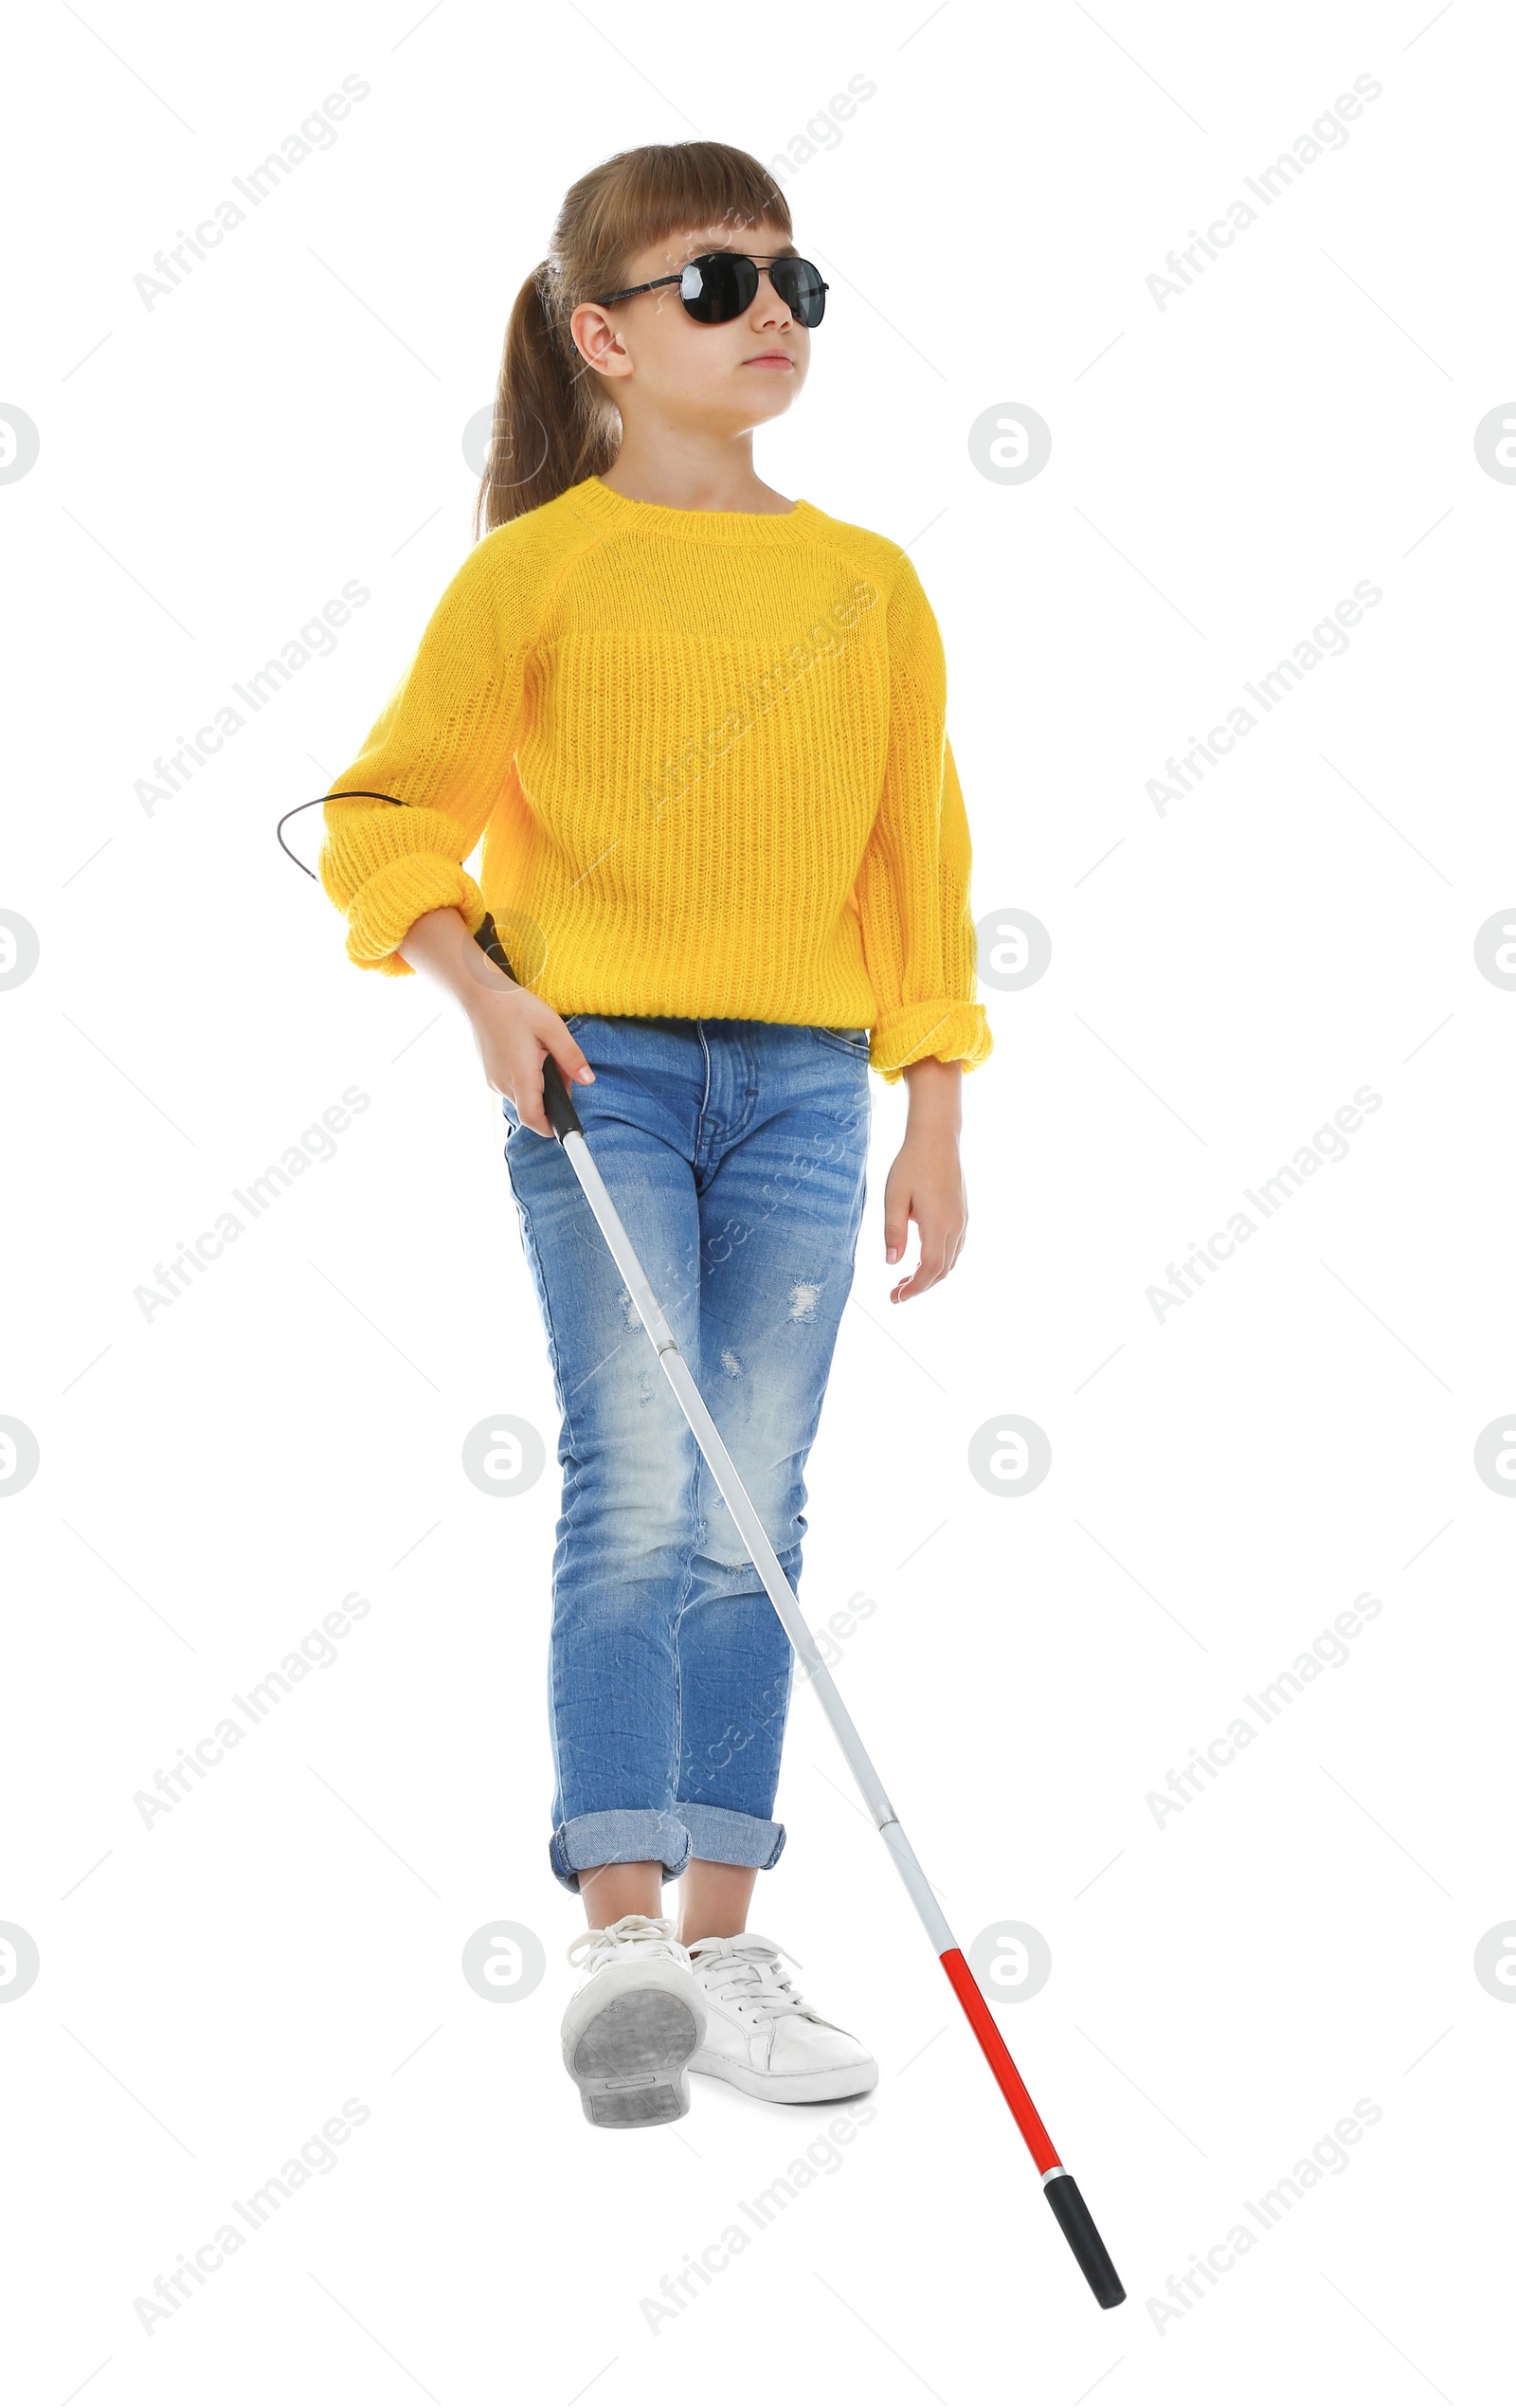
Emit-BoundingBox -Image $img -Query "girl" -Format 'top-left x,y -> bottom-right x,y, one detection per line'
318,140 -> 991,2130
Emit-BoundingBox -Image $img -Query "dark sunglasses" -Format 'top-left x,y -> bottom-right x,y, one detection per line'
593,251 -> 828,328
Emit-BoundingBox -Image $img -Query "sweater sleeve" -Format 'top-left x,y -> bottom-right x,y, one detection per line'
317,533 -> 531,977
856,552 -> 994,1084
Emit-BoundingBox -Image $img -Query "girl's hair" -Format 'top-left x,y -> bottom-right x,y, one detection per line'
473,141 -> 791,538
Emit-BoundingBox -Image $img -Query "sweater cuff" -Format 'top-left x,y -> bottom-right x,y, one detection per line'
870,1000 -> 994,1085
343,854 -> 489,978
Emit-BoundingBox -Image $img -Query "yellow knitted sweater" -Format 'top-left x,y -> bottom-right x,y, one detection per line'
318,474 -> 991,1084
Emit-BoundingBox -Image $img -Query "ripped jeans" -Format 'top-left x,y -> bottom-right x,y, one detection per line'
500,1014 -> 871,1894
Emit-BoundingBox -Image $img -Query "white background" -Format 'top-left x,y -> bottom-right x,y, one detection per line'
4,2 -> 1512,2399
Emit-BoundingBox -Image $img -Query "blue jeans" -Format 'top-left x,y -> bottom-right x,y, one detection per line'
500,1015 -> 871,1895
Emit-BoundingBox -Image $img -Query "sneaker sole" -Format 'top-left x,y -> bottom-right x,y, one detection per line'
569,1988 -> 704,2129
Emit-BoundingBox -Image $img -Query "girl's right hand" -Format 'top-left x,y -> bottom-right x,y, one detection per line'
466,985 -> 595,1136
393,905 -> 596,1137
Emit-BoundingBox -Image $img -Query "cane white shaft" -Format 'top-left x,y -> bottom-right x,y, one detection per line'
559,1125 -> 953,1954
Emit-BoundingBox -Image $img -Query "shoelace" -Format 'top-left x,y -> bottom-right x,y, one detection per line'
566,1911 -> 687,1978
685,1933 -> 819,2023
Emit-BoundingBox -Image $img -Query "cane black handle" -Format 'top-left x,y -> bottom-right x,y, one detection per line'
541,1053 -> 584,1141
1043,2175 -> 1126,2309
474,913 -> 584,1143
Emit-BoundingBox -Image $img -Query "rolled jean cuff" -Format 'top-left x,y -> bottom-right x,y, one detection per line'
676,1801 -> 787,1874
549,1809 -> 691,1895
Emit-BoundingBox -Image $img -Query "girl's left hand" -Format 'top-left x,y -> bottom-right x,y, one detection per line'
881,1123 -> 968,1302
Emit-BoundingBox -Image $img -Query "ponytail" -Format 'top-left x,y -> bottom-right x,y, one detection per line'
472,260 -> 618,537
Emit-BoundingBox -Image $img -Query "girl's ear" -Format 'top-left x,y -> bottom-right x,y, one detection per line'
569,299 -> 631,384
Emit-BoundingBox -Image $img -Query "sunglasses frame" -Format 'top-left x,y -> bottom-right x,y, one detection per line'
591,250 -> 829,327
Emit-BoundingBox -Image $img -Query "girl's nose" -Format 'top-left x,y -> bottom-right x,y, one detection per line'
753,272 -> 792,323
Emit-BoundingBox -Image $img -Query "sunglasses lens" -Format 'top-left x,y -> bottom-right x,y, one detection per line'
678,254 -> 755,321
773,258 -> 826,326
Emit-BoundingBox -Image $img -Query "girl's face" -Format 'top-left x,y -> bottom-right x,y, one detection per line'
572,218 -> 811,431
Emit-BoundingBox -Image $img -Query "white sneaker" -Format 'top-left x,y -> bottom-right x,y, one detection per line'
561,1913 -> 708,2129
684,1932 -> 879,2105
